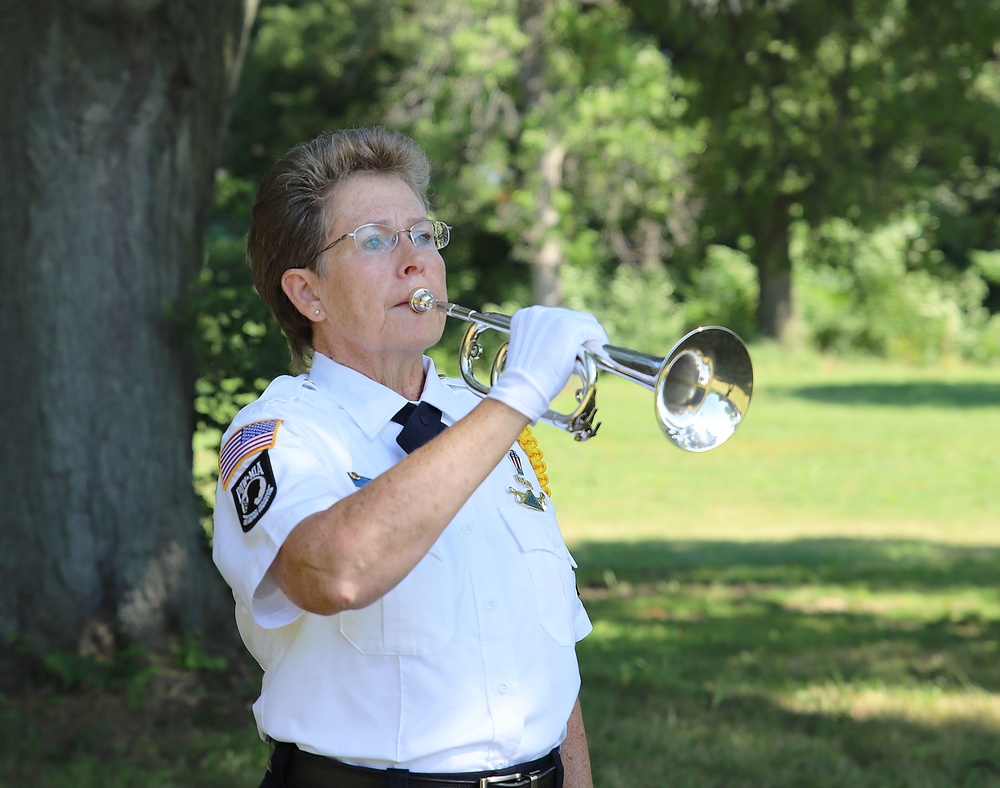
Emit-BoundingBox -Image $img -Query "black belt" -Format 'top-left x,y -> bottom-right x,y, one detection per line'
268,741 -> 561,788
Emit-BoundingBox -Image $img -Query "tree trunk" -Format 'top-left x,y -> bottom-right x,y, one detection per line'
0,0 -> 258,657
755,215 -> 796,343
532,142 -> 567,306
517,0 -> 565,307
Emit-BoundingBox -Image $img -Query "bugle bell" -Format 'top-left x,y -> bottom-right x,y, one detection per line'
409,288 -> 753,451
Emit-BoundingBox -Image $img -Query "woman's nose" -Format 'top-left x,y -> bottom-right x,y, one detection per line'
396,243 -> 427,276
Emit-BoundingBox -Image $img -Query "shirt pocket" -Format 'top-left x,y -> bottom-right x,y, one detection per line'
499,507 -> 578,647
338,545 -> 456,655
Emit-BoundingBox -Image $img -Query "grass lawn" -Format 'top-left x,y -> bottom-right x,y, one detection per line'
538,344 -> 1000,786
2,347 -> 999,786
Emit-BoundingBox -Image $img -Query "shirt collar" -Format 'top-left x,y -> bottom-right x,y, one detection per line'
307,353 -> 465,439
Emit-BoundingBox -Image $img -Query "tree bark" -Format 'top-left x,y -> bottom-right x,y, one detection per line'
517,0 -> 565,307
755,214 -> 796,343
532,141 -> 567,306
0,0 -> 258,657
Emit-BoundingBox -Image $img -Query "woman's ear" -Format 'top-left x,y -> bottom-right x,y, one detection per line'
281,268 -> 325,321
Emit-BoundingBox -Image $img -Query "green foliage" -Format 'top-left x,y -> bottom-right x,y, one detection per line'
224,0 -> 398,177
192,0 -> 1000,450
345,0 -> 706,300
971,250 -> 1000,285
201,0 -> 1000,380
794,216 -> 997,363
41,644 -> 154,695
625,0 -> 1000,340
631,0 -> 1000,230
563,262 -> 687,351
677,245 -> 758,339
171,632 -> 229,673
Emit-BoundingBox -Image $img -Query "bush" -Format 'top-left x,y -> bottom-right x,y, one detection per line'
677,244 -> 758,341
562,262 -> 687,353
794,217 -> 996,363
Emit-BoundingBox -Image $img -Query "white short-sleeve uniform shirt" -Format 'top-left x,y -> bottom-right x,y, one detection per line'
213,353 -> 591,773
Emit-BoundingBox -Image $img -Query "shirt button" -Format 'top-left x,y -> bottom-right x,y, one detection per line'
461,523 -> 472,535
497,681 -> 510,694
485,598 -> 496,611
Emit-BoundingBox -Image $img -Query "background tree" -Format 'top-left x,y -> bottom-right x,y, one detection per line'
193,0 -> 1000,466
626,0 -> 1000,342
200,0 -> 704,392
0,0 -> 259,658
379,0 -> 702,342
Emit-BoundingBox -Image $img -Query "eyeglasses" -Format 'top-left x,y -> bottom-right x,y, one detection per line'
320,220 -> 451,256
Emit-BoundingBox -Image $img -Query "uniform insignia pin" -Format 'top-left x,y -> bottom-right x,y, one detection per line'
348,471 -> 372,488
508,449 -> 534,490
508,486 -> 547,512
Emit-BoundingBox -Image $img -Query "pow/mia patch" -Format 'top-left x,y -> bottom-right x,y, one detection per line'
231,451 -> 277,532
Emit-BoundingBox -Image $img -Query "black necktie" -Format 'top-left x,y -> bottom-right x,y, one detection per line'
391,401 -> 447,453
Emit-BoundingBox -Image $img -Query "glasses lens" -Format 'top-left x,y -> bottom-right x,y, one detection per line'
353,224 -> 397,254
416,220 -> 449,250
407,220 -> 436,249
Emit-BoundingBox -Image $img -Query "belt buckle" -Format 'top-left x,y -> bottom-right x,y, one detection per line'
479,772 -> 538,787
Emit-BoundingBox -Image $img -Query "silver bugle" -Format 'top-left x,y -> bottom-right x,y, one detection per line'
409,288 -> 753,450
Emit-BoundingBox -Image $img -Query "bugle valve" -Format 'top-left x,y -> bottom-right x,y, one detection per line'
409,288 -> 753,451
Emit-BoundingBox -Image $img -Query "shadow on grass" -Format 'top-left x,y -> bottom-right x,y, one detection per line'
574,537 -> 1000,787
572,537 -> 1000,591
4,537 -> 996,787
0,644 -> 266,787
582,674 -> 1000,787
786,381 -> 1000,408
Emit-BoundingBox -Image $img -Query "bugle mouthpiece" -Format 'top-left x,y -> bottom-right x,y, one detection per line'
409,288 -> 438,313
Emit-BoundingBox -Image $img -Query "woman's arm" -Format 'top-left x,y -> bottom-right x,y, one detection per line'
272,397 -> 529,614
561,698 -> 594,788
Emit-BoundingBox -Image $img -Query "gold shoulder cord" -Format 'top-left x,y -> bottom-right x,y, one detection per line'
517,426 -> 551,497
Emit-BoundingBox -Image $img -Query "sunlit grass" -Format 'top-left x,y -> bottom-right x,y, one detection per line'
780,683 -> 1000,729
539,346 -> 1000,546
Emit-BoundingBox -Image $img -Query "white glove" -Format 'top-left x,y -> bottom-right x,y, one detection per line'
487,306 -> 609,423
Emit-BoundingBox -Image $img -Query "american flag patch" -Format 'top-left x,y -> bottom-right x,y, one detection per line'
220,419 -> 281,489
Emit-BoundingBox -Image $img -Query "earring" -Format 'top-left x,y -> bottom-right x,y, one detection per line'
314,310 -> 321,316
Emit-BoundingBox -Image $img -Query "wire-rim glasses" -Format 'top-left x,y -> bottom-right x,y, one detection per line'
319,220 -> 451,256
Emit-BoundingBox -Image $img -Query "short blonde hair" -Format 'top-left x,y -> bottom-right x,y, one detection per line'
247,127 -> 432,370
